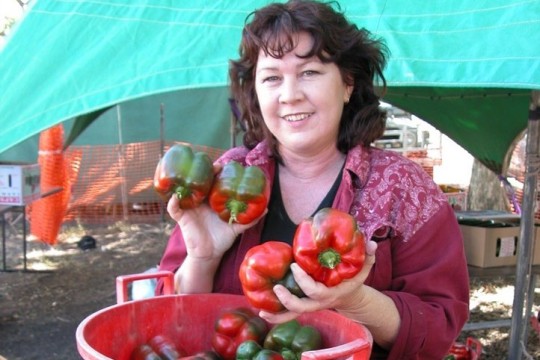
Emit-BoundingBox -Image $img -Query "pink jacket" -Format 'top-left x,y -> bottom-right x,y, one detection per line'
157,142 -> 470,359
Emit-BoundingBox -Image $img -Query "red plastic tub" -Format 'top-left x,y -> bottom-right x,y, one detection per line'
76,271 -> 372,360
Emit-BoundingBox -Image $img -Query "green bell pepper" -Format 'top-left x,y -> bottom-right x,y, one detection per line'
208,160 -> 269,224
236,340 -> 284,360
263,320 -> 322,360
153,144 -> 214,209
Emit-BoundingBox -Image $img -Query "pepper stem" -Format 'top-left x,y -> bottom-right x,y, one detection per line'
226,199 -> 248,224
318,248 -> 341,269
175,186 -> 191,200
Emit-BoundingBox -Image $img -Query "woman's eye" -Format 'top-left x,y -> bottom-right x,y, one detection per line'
302,70 -> 319,77
262,76 -> 280,83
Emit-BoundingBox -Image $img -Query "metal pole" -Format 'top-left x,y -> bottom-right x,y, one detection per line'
22,206 -> 27,271
508,90 -> 540,359
116,105 -> 129,221
2,211 -> 6,271
159,103 -> 165,225
230,113 -> 236,148
160,103 -> 165,159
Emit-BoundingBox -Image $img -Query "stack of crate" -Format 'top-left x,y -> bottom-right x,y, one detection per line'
404,149 -> 438,178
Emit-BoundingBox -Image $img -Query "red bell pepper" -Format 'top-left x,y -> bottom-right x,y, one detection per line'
178,351 -> 222,360
211,307 -> 268,360
444,343 -> 470,360
131,335 -> 182,360
153,144 -> 214,209
239,241 -> 305,313
444,337 -> 482,360
209,160 -> 269,224
292,207 -> 366,287
148,335 -> 182,360
130,344 -> 161,360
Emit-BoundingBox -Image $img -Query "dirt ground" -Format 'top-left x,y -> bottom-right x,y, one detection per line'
0,220 -> 172,360
0,220 -> 539,360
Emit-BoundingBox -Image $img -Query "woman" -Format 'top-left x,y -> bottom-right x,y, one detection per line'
157,0 -> 470,358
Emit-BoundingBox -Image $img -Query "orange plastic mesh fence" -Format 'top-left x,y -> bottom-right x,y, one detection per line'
27,124 -> 81,245
58,142 -> 441,226
63,140 -> 226,225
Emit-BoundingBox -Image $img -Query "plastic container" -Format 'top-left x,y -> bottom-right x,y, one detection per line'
76,271 -> 373,360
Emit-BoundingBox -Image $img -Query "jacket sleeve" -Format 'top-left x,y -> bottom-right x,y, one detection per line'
155,225 -> 186,295
382,204 -> 470,359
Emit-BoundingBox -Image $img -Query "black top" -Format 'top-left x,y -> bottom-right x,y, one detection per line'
260,165 -> 343,245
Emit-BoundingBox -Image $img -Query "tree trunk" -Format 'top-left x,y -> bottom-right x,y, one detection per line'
467,158 -> 509,211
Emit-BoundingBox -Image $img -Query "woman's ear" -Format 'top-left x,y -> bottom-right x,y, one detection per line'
344,74 -> 354,103
344,83 -> 354,104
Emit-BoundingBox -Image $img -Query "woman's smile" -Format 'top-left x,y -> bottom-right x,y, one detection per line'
281,112 -> 313,122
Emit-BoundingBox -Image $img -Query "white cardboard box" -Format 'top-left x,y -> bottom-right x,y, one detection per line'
460,223 -> 540,268
0,163 -> 41,206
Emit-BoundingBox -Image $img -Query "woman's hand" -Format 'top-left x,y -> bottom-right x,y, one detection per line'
168,162 -> 268,262
168,163 -> 267,295
258,240 -> 378,324
167,194 -> 261,262
259,240 -> 400,349
168,192 -> 266,295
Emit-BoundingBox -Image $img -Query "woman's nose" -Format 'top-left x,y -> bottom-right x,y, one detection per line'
279,78 -> 304,103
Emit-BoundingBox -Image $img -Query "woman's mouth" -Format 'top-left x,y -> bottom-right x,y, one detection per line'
282,113 -> 312,122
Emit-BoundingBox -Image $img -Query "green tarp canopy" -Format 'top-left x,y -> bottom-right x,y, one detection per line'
1,0 -> 539,175
1,1 -> 540,358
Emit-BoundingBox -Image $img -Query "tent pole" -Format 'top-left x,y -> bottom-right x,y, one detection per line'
159,103 -> 165,224
230,114 -> 235,148
115,105 -> 129,222
160,103 -> 165,158
508,90 -> 540,359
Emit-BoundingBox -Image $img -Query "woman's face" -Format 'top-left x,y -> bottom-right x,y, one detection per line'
255,32 -> 352,156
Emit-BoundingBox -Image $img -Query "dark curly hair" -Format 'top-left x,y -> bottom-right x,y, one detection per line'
229,0 -> 389,159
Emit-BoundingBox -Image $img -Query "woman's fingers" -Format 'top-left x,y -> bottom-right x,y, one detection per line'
259,306 -> 300,324
273,240 -> 378,313
167,195 -> 183,221
212,163 -> 222,175
366,239 -> 378,256
358,240 -> 377,278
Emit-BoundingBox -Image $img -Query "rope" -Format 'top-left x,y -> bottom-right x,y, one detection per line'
498,175 -> 521,215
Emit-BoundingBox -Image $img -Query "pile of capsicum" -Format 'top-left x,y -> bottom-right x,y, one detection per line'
239,207 -> 366,313
212,307 -> 322,360
153,144 -> 269,224
154,145 -> 367,343
131,308 -> 323,360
